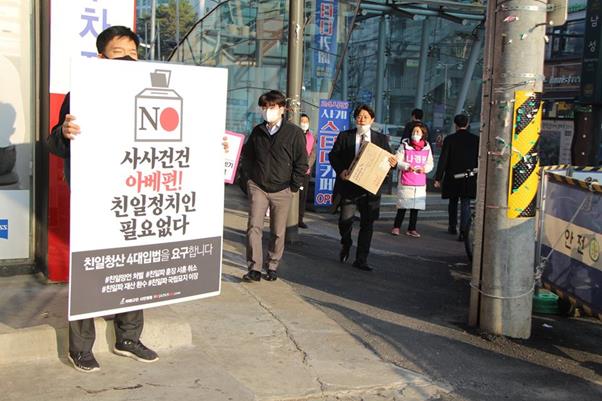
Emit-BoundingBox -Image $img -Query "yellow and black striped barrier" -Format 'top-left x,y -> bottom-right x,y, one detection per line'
542,165 -> 602,193
508,91 -> 542,219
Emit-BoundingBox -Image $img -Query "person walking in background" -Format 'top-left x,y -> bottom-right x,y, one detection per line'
401,108 -> 424,141
391,123 -> 434,238
298,113 -> 316,229
434,114 -> 479,241
240,90 -> 308,282
329,104 -> 398,271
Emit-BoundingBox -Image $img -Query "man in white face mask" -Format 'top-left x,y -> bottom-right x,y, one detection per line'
329,105 -> 398,271
298,113 -> 316,228
240,90 -> 308,282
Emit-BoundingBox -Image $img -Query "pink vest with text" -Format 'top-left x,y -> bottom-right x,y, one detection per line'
400,148 -> 429,186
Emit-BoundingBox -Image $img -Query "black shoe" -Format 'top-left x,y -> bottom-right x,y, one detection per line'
448,226 -> 457,235
352,260 -> 373,271
458,232 -> 466,242
68,351 -> 100,373
339,245 -> 351,263
114,340 -> 159,362
264,270 -> 278,281
242,270 -> 261,282
298,222 -> 308,229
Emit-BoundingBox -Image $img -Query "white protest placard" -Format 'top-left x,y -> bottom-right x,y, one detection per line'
224,130 -> 244,184
68,58 -> 227,320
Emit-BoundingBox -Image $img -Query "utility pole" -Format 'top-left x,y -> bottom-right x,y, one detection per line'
285,0 -> 304,243
469,0 -> 549,338
150,0 -> 157,60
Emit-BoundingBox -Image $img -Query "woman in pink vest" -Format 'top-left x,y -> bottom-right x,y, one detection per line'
391,122 -> 433,238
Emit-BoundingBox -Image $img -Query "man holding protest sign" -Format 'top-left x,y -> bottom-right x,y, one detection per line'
48,26 -> 158,373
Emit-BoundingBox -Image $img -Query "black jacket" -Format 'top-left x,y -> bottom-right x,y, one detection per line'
47,93 -> 72,184
434,129 -> 479,199
241,120 -> 308,193
328,128 -> 392,201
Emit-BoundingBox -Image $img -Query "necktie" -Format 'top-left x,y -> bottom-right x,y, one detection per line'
360,133 -> 367,146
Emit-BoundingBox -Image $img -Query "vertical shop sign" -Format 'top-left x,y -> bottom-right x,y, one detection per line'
580,0 -> 602,104
68,58 -> 228,320
314,99 -> 350,207
313,0 -> 338,80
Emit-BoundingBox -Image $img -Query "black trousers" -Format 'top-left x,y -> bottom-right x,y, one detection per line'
339,196 -> 379,264
69,310 -> 144,353
298,174 -> 311,223
448,197 -> 471,233
393,208 -> 418,231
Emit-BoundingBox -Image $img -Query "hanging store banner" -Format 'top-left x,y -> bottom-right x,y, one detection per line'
313,0 -> 339,80
68,58 -> 228,320
314,99 -> 350,207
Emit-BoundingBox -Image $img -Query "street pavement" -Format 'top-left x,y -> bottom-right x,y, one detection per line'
0,185 -> 600,401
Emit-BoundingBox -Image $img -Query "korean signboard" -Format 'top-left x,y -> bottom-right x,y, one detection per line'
314,99 -> 350,207
68,58 -> 227,320
580,0 -> 602,104
313,0 -> 339,80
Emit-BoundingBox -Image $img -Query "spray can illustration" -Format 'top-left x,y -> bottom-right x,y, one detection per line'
135,69 -> 183,142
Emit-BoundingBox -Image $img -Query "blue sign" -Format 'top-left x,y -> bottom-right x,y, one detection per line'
313,0 -> 338,80
0,219 -> 8,240
314,99 -> 351,207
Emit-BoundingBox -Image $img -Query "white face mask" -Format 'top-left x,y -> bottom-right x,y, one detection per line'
262,108 -> 282,124
357,124 -> 371,134
411,134 -> 422,142
300,123 -> 310,132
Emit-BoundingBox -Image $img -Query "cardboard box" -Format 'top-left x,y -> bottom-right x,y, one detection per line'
348,142 -> 393,195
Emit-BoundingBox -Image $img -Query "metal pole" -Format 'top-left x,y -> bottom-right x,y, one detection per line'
453,30 -> 483,118
342,51 -> 349,101
285,0 -> 304,243
150,0 -> 156,60
375,15 -> 388,122
416,18 -> 430,109
176,0 -> 180,44
470,0 -> 547,339
157,19 -> 162,60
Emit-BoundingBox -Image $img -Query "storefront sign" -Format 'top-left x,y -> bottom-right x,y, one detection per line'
68,58 -> 227,320
580,0 -> 602,104
314,99 -> 350,207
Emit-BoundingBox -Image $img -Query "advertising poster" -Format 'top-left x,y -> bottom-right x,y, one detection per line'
68,58 -> 227,320
223,130 -> 245,184
540,120 -> 574,166
314,99 -> 350,207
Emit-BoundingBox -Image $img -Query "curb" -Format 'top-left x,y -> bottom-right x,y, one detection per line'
0,306 -> 191,366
